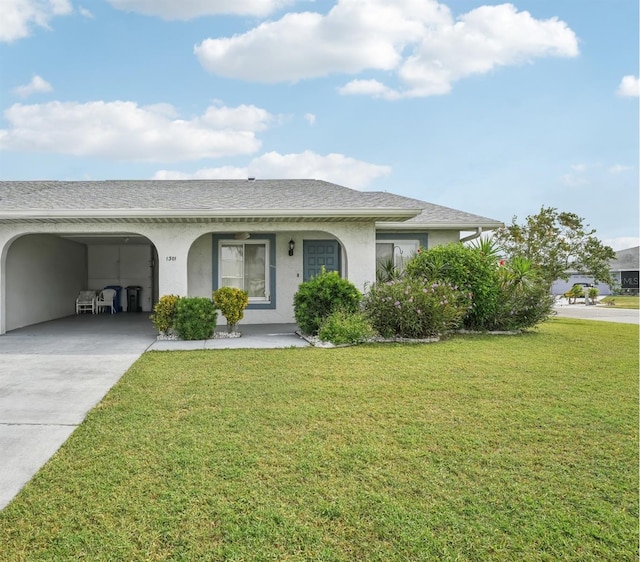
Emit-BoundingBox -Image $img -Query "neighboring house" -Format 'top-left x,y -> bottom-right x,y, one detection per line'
609,246 -> 639,294
0,179 -> 503,334
550,246 -> 640,296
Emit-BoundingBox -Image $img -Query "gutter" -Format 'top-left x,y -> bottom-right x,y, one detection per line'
460,227 -> 483,243
0,207 -> 422,221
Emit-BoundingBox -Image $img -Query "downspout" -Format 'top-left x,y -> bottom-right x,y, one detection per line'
460,227 -> 483,244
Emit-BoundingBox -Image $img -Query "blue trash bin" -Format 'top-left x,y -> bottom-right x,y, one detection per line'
104,285 -> 123,313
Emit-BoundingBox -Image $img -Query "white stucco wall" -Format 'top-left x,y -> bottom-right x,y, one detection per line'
428,230 -> 462,247
186,224 -> 376,325
0,220 -> 467,332
187,234 -> 213,299
5,234 -> 87,331
88,244 -> 154,311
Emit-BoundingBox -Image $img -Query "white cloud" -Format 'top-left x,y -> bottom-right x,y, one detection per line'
616,75 -> 640,97
106,0 -> 295,19
153,150 -> 392,188
79,6 -> 94,18
608,164 -> 633,174
0,101 -> 273,162
195,0 -> 448,83
195,0 -> 578,99
249,151 -> 391,187
602,237 -> 640,251
153,166 -> 248,180
561,173 -> 589,188
338,79 -> 401,100
0,0 -> 72,42
13,75 -> 53,98
304,113 -> 316,125
562,162 -> 636,187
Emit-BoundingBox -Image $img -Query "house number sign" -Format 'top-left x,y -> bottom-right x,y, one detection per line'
166,256 -> 177,261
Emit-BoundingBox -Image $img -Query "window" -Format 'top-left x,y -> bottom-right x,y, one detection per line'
376,240 -> 419,275
219,240 -> 269,302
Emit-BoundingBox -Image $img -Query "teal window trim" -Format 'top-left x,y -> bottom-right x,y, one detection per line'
212,233 -> 276,310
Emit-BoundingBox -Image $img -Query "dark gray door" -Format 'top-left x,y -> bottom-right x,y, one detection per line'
303,240 -> 341,281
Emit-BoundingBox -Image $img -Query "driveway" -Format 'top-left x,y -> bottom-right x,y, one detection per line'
0,315 -> 309,511
0,314 -> 157,510
553,302 -> 639,324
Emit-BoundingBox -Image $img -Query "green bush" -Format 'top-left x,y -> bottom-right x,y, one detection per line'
564,283 -> 586,304
150,294 -> 182,334
213,287 -> 249,332
294,268 -> 362,335
363,277 -> 470,338
405,244 -> 500,330
318,310 -> 376,345
173,297 -> 218,341
491,262 -> 553,331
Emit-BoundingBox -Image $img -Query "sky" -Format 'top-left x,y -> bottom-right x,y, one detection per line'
0,0 -> 638,250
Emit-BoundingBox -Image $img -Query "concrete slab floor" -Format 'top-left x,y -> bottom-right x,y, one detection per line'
0,313 -> 157,511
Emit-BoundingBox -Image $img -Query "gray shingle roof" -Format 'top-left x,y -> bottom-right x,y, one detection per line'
0,179 -> 502,228
610,246 -> 639,271
364,192 -> 502,228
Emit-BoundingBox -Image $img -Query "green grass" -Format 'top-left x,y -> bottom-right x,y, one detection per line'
601,295 -> 639,309
0,319 -> 637,561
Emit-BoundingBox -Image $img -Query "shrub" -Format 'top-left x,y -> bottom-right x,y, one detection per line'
213,287 -> 249,332
294,268 -> 362,335
405,244 -> 500,330
489,257 -> 555,331
588,287 -> 599,304
363,277 -> 470,338
318,310 -> 376,345
173,297 -> 217,341
150,294 -> 181,334
564,283 -> 585,304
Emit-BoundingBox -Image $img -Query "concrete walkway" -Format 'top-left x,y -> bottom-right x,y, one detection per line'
0,314 -> 308,511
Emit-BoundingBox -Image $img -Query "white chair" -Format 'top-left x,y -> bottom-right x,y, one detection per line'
96,288 -> 117,314
75,291 -> 96,314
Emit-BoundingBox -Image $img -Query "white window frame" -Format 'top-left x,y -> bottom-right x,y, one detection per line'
218,239 -> 270,303
376,239 -> 419,274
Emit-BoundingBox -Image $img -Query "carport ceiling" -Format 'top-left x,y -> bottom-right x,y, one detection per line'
58,234 -> 151,246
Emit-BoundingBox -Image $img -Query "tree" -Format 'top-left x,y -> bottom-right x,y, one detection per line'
493,207 -> 616,287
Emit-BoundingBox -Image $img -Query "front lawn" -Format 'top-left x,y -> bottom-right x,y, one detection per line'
600,295 -> 639,309
0,319 -> 637,561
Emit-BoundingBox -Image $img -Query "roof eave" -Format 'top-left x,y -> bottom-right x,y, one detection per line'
0,207 -> 422,222
376,221 -> 504,230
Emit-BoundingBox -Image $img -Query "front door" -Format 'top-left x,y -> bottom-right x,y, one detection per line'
303,240 -> 341,281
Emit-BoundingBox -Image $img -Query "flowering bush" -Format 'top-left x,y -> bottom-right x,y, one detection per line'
150,294 -> 181,335
363,277 -> 470,338
405,244 -> 500,330
213,286 -> 249,332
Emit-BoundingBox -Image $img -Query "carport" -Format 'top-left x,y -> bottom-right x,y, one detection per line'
2,231 -> 158,333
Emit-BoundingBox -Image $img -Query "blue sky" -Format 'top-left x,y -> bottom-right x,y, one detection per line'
1,0 -> 638,249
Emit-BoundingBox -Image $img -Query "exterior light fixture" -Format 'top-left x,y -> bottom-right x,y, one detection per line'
288,239 -> 295,256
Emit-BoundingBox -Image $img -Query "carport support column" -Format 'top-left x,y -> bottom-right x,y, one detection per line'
0,230 -> 10,335
155,238 -> 192,300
